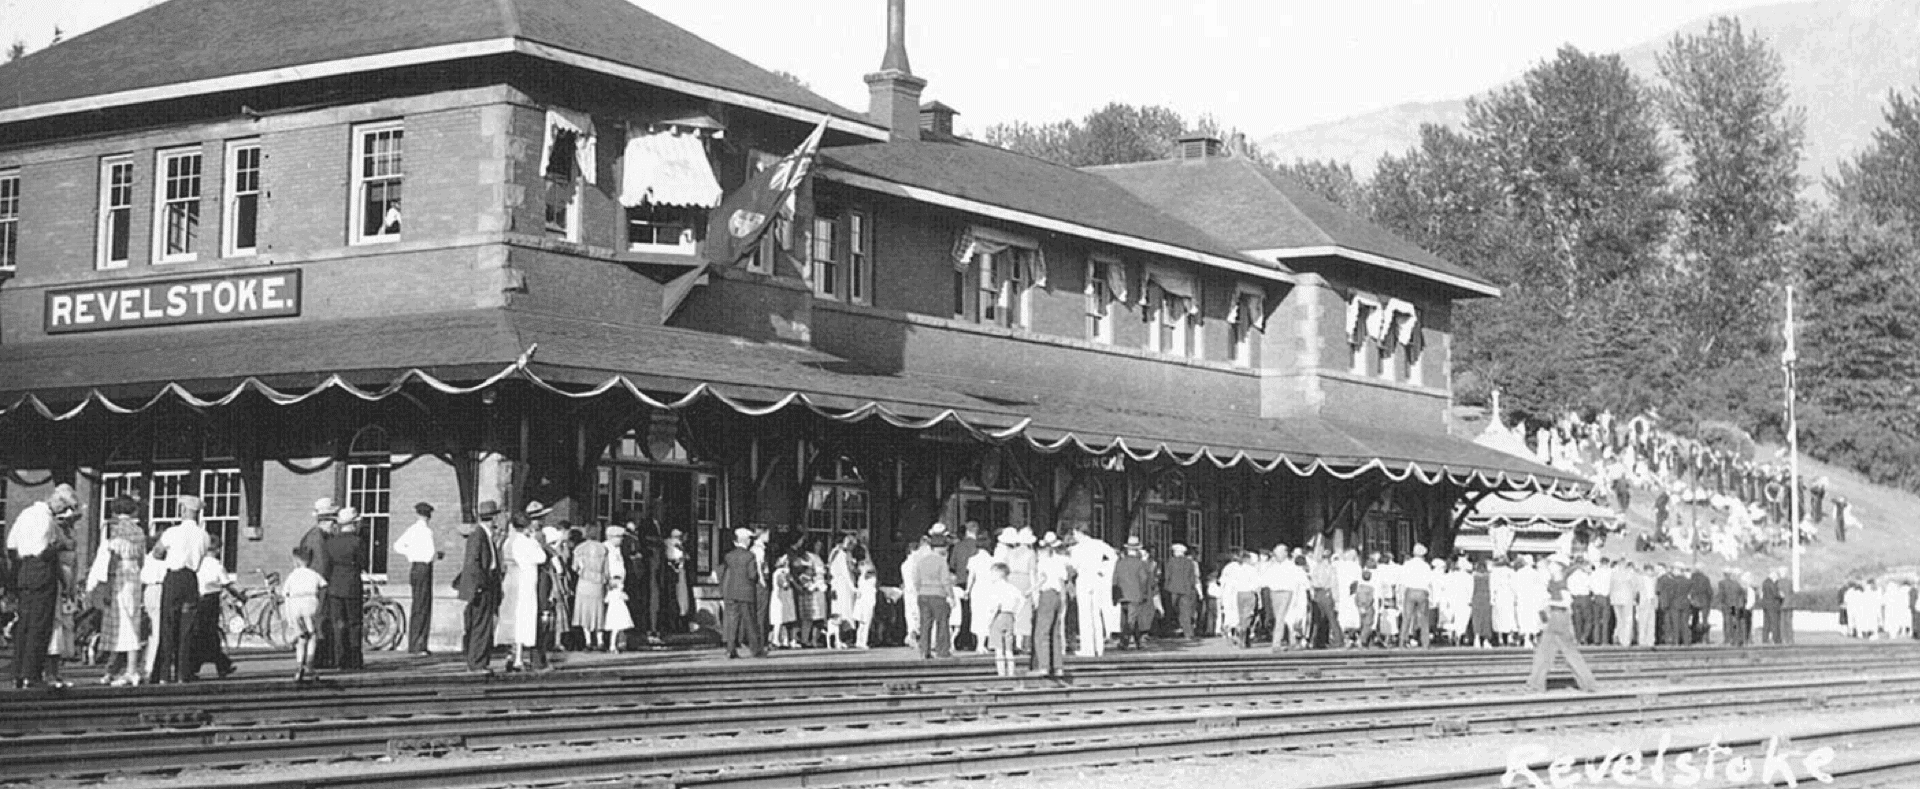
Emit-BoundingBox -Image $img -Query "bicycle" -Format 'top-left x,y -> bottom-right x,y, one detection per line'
222,569 -> 293,650
361,580 -> 406,651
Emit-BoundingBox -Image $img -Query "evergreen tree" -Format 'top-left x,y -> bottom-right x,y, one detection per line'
1829,90 -> 1920,229
1657,17 -> 1804,365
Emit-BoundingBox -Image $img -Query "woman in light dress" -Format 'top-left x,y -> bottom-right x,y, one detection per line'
602,526 -> 633,651
851,560 -> 878,649
1513,556 -> 1547,646
769,554 -> 797,648
571,525 -> 609,650
497,518 -> 547,670
85,497 -> 147,685
1490,558 -> 1518,645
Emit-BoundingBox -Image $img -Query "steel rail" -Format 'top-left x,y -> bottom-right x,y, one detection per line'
185,673 -> 1920,789
4,643 -> 1904,734
9,655 -> 1914,780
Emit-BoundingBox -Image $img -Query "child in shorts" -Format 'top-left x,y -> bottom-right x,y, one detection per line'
974,562 -> 1021,677
282,551 -> 327,681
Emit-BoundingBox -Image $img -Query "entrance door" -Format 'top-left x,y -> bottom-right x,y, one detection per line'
958,494 -> 1030,535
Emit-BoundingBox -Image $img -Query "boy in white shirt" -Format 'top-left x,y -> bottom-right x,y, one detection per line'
192,535 -> 239,679
974,563 -> 1022,677
283,551 -> 328,681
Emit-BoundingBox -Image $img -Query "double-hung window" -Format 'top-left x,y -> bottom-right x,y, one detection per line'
1086,258 -> 1116,344
154,147 -> 203,263
809,209 -> 872,304
1150,289 -> 1194,357
811,216 -> 840,300
351,122 -> 403,244
224,141 -> 261,257
0,170 -> 18,272
98,156 -> 134,269
951,227 -> 1041,328
1228,287 -> 1265,369
544,129 -> 580,241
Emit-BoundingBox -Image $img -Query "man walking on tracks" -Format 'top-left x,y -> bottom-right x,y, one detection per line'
718,527 -> 765,658
1162,543 -> 1201,640
395,502 -> 442,655
1525,555 -> 1599,693
454,501 -> 503,672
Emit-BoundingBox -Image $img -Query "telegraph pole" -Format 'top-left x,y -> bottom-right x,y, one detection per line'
1784,285 -> 1802,593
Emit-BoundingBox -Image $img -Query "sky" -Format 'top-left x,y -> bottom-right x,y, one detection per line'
0,0 -> 1775,135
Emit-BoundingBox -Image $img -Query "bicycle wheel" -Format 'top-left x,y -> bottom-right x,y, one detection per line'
363,602 -> 403,651
380,601 -> 408,650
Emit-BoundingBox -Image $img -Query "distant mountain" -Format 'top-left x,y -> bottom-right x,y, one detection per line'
1258,0 -> 1920,195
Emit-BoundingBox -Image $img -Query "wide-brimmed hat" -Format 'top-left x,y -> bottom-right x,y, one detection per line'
1015,527 -> 1037,546
927,522 -> 949,536
524,501 -> 553,519
606,525 -> 627,539
997,527 -> 1019,545
475,501 -> 502,519
1124,535 -> 1143,549
1170,543 -> 1187,555
1038,531 -> 1061,548
313,497 -> 339,518
335,506 -> 361,526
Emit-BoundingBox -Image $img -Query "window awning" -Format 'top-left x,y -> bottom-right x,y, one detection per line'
620,130 -> 723,208
543,109 -> 598,184
0,311 -> 1587,495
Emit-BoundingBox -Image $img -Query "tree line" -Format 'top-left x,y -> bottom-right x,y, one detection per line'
983,18 -> 1920,494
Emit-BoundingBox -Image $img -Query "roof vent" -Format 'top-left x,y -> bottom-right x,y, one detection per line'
919,101 -> 959,138
1178,135 -> 1224,160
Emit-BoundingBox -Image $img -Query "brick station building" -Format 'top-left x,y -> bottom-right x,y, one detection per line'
0,0 -> 1580,639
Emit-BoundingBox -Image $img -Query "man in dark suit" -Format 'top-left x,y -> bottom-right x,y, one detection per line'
1759,567 -> 1786,645
1715,570 -> 1748,646
1687,564 -> 1714,645
1112,537 -> 1155,649
453,501 -> 503,672
1656,564 -> 1686,645
322,507 -> 369,671
1162,543 -> 1201,639
295,498 -> 338,668
717,527 -> 764,658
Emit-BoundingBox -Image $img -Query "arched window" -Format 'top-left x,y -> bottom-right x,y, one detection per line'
345,425 -> 393,574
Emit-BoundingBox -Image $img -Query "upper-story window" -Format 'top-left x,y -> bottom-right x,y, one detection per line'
743,219 -> 781,275
97,156 -> 135,269
621,125 -> 719,257
544,131 -> 581,241
0,170 -> 18,272
1085,257 -> 1124,344
351,122 -> 404,244
809,209 -> 872,304
951,225 -> 1045,328
1347,295 -> 1381,376
154,148 -> 204,263
224,141 -> 261,257
1385,298 -> 1422,385
1228,286 -> 1266,368
627,204 -> 699,252
1143,264 -> 1200,359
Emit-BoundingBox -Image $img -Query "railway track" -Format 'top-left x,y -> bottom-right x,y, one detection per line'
6,642 -> 1910,734
6,644 -> 1920,787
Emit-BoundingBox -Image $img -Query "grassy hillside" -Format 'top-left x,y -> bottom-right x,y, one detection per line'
1594,443 -> 1920,607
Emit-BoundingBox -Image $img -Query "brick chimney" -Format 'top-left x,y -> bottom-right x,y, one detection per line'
864,0 -> 926,141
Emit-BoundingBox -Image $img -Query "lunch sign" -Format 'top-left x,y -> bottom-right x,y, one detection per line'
45,270 -> 302,334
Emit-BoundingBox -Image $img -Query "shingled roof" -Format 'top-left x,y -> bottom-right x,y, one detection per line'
821,135 -> 1289,278
1089,154 -> 1497,295
0,0 -> 875,132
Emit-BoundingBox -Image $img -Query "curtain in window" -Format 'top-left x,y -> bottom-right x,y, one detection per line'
1141,263 -> 1199,315
1226,289 -> 1266,331
950,226 -> 1046,287
1386,297 -> 1420,346
542,109 -> 597,184
1346,294 -> 1383,342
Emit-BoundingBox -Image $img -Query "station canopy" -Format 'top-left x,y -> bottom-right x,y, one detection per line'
0,309 -> 1587,495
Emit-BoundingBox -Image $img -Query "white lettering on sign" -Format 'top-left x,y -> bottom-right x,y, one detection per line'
45,270 -> 303,334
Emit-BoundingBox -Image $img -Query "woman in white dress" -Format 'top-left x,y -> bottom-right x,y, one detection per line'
964,543 -> 997,652
1490,558 -> 1518,646
497,519 -> 546,670
852,560 -> 878,649
602,526 -> 633,652
1881,579 -> 1911,639
769,555 -> 796,648
1513,556 -> 1547,645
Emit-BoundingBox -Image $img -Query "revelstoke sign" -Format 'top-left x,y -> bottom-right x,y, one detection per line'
45,269 -> 302,334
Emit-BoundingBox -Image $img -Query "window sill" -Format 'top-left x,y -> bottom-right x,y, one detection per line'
350,235 -> 403,247
1314,368 -> 1449,398
154,255 -> 198,265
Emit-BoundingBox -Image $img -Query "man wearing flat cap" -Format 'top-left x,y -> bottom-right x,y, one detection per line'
393,502 -> 443,655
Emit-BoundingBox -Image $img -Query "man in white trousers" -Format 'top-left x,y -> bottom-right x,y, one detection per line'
1067,527 -> 1117,656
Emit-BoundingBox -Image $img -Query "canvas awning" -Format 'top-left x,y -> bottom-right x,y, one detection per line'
620,130 -> 723,208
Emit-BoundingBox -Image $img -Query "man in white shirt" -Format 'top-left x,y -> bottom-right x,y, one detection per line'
191,533 -> 238,679
7,485 -> 79,688
1067,528 -> 1117,657
1398,545 -> 1433,647
393,502 -> 443,655
151,496 -> 209,684
1566,562 -> 1593,644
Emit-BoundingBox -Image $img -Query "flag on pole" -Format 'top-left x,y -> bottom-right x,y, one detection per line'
704,118 -> 829,267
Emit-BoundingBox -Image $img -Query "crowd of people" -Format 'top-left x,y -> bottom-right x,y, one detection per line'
3,485 -> 247,689
1840,577 -> 1920,640
1205,546 -> 1795,651
1539,410 -> 1851,561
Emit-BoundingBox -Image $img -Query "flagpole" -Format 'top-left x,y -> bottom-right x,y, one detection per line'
1785,284 -> 1801,593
